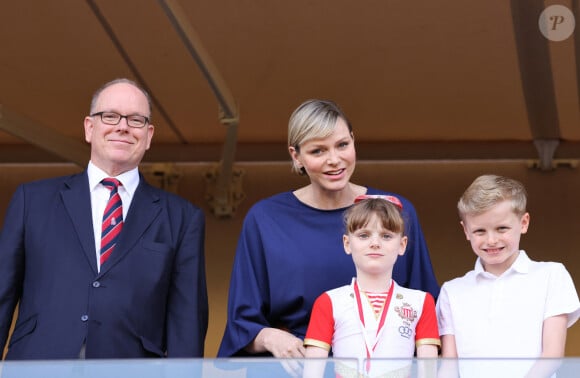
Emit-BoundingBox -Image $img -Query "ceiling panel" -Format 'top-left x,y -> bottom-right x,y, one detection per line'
0,0 -> 578,165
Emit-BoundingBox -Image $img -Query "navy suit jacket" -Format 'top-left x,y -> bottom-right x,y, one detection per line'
0,171 -> 208,359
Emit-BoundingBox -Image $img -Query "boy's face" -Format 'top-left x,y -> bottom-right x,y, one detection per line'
343,214 -> 407,278
461,200 -> 529,276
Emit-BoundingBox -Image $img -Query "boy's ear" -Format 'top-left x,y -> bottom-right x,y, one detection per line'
520,212 -> 530,234
460,221 -> 470,240
343,234 -> 351,255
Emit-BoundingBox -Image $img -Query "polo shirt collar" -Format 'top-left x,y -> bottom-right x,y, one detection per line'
474,250 -> 529,278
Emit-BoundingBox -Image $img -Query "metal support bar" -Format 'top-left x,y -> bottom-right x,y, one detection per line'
204,162 -> 245,218
0,105 -> 89,167
511,0 -> 563,168
140,163 -> 183,192
532,139 -> 560,170
87,0 -> 187,143
157,0 -> 237,120
159,0 -> 243,217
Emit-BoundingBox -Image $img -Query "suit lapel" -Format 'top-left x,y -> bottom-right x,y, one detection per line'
99,177 -> 161,275
61,172 -> 98,275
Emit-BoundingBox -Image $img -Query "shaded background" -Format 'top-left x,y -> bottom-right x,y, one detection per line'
1,0 -> 579,357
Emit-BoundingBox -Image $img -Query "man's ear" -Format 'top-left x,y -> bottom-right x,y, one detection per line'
84,116 -> 94,143
145,124 -> 154,150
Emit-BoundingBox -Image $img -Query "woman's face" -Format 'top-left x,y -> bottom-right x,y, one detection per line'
289,117 -> 356,193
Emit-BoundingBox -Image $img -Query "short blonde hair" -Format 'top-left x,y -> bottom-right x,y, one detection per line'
288,99 -> 352,174
344,198 -> 405,235
458,174 -> 527,220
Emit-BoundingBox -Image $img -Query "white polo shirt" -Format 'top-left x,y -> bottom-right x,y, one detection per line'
437,250 -> 580,358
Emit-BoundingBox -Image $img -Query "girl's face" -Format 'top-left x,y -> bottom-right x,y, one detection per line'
343,214 -> 407,277
289,118 -> 356,193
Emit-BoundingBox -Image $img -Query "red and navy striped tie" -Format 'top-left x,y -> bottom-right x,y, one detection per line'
100,178 -> 123,265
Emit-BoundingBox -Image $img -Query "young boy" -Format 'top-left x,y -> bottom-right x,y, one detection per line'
304,195 -> 440,377
437,175 -> 580,375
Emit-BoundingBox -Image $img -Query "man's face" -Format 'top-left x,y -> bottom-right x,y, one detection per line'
84,82 -> 154,176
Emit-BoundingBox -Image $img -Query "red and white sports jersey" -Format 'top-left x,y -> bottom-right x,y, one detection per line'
305,278 -> 439,376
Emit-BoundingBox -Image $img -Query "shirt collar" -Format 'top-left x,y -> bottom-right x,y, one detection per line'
87,161 -> 139,196
474,250 -> 530,278
510,250 -> 531,273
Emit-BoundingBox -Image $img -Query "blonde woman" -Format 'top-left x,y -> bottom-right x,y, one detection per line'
219,99 -> 438,360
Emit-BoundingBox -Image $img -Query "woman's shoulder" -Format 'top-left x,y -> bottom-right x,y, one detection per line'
242,191 -> 305,220
249,191 -> 296,211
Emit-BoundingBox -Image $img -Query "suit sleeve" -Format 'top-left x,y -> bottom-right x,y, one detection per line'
0,185 -> 26,351
165,204 -> 208,357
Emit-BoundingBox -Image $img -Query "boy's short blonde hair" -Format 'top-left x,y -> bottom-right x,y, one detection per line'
458,174 -> 527,220
288,99 -> 353,174
344,198 -> 405,235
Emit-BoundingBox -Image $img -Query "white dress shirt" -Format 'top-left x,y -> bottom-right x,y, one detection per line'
87,161 -> 139,272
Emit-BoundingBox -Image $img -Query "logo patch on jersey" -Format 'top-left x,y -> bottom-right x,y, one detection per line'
395,302 -> 417,323
398,325 -> 413,338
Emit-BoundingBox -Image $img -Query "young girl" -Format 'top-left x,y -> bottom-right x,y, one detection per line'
304,195 -> 440,378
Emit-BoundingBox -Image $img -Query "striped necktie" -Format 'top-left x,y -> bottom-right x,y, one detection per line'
100,178 -> 123,265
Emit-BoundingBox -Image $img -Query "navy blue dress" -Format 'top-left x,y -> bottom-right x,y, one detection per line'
218,187 -> 439,357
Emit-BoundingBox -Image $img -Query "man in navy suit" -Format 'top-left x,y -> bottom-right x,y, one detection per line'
0,78 -> 208,359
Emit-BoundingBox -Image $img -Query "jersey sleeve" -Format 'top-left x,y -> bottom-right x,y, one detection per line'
415,293 -> 441,347
304,293 -> 334,351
